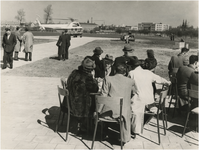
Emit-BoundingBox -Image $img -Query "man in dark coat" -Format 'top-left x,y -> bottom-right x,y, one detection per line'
91,47 -> 104,78
2,26 -> 17,69
111,45 -> 135,76
56,30 -> 71,60
176,55 -> 198,108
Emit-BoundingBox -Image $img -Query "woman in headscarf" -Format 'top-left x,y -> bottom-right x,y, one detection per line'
67,56 -> 99,133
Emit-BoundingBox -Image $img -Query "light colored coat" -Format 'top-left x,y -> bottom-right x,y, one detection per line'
101,74 -> 134,143
23,31 -> 34,53
128,66 -> 169,134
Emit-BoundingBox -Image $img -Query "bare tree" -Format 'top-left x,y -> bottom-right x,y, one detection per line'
44,4 -> 53,23
15,9 -> 25,24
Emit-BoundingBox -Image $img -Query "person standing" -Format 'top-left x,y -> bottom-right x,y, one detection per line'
91,47 -> 104,78
56,31 -> 64,60
2,26 -> 17,69
56,29 -> 71,60
14,27 -> 22,61
23,27 -> 34,61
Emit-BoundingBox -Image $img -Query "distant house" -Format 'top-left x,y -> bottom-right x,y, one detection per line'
80,22 -> 98,31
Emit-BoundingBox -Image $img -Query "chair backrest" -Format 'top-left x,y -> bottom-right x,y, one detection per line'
190,84 -> 198,91
95,95 -> 123,119
188,89 -> 198,99
57,85 -> 70,112
60,78 -> 67,89
156,85 -> 169,113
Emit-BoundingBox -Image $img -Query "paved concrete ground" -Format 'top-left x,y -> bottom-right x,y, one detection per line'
1,37 -> 198,149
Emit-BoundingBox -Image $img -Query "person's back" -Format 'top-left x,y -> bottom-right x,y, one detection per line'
168,47 -> 189,75
176,55 -> 198,107
177,65 -> 195,98
67,57 -> 98,118
101,64 -> 134,143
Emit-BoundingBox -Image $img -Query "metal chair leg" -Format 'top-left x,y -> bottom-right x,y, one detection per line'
61,112 -> 65,125
162,110 -> 166,135
120,120 -> 123,150
91,118 -> 99,149
65,113 -> 70,141
182,112 -> 190,137
157,114 -> 160,144
56,110 -> 62,132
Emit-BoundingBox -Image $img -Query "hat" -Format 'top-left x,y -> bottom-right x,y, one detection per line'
181,47 -> 189,53
123,45 -> 134,52
104,54 -> 113,62
93,47 -> 103,55
127,56 -> 140,67
81,57 -> 96,70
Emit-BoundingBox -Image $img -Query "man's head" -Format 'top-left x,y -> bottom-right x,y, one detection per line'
115,64 -> 126,75
93,47 -> 103,56
127,56 -> 140,70
123,45 -> 134,56
181,47 -> 189,54
64,29 -> 68,33
25,27 -> 29,32
189,55 -> 198,69
5,26 -> 11,35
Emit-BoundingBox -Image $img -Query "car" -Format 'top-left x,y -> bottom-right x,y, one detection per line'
120,34 -> 135,43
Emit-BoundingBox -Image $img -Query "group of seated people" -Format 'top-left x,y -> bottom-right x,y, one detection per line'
63,45 -> 197,145
168,47 -> 198,111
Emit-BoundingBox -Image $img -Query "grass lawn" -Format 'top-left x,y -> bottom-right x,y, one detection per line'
2,35 -> 198,80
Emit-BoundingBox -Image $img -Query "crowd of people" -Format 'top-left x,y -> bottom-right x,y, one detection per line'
2,26 -> 198,145
2,26 -> 34,69
63,44 -> 196,146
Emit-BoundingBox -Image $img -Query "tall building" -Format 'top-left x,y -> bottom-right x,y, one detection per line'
151,23 -> 169,31
138,22 -> 169,31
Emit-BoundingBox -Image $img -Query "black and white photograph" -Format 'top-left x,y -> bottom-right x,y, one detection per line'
1,0 -> 198,149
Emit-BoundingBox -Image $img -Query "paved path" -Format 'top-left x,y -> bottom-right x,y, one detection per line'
1,37 -> 198,149
1,36 -> 113,73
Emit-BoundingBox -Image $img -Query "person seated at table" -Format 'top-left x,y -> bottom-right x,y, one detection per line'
144,49 -> 158,96
97,54 -> 114,92
127,57 -> 170,137
168,47 -> 189,76
91,47 -> 104,78
66,56 -> 99,133
101,63 -> 135,144
176,55 -> 198,110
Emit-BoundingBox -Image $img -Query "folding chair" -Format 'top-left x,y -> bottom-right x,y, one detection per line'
91,96 -> 123,149
60,78 -> 67,89
182,84 -> 198,137
168,75 -> 179,117
56,85 -> 70,141
143,85 -> 169,145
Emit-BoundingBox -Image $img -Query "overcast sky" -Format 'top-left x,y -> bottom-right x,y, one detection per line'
1,0 -> 198,28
